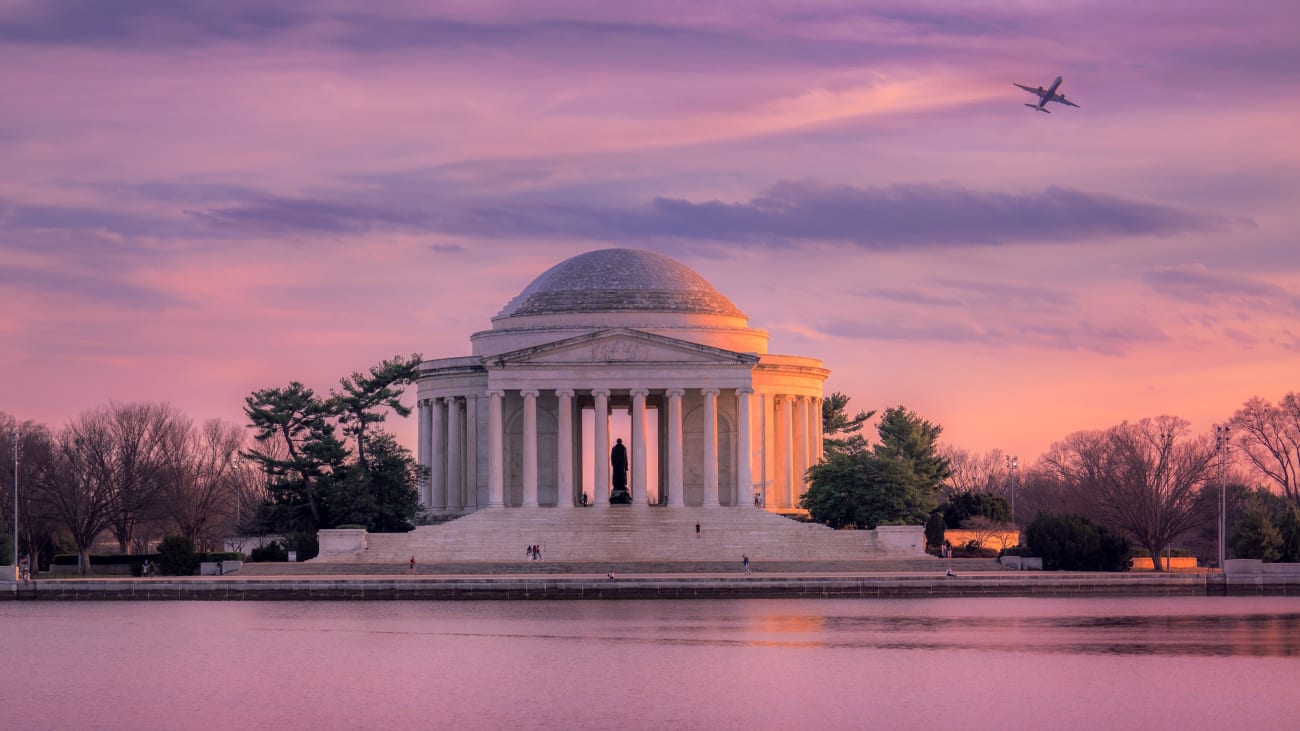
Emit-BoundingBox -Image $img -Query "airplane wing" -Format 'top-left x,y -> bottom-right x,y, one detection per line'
1051,93 -> 1080,108
1013,82 -> 1043,96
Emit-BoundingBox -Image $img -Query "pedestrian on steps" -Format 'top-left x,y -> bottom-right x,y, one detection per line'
742,554 -> 751,576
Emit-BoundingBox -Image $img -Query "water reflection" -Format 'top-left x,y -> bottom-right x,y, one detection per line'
3,597 -> 1299,730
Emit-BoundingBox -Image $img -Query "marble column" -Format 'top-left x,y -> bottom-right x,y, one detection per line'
593,389 -> 610,507
464,395 -> 478,508
737,387 -> 753,508
702,388 -> 720,508
556,389 -> 574,508
794,396 -> 808,502
446,397 -> 463,511
781,395 -> 794,508
522,389 -> 539,508
430,397 -> 446,510
807,396 -> 820,467
417,399 -> 431,506
631,389 -> 648,507
816,397 -> 825,461
666,388 -> 684,507
487,390 -> 504,508
758,392 -> 768,508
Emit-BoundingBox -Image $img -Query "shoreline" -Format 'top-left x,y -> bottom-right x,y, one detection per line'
6,570 -> 1299,600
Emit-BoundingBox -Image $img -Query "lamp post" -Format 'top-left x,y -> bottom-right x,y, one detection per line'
231,455 -> 243,535
1214,425 -> 1231,570
1005,454 -> 1019,525
12,429 -> 21,573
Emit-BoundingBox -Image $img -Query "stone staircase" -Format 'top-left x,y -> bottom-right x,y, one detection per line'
311,506 -> 921,564
239,557 -> 1001,576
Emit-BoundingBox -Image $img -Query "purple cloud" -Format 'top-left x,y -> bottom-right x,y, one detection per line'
456,181 -> 1240,249
819,314 -> 1167,356
1143,265 -> 1300,312
188,196 -> 425,235
0,0 -> 307,47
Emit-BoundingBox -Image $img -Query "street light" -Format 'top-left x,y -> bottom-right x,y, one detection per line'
231,455 -> 244,535
12,429 -> 21,576
1006,454 -> 1019,525
1214,425 -> 1231,570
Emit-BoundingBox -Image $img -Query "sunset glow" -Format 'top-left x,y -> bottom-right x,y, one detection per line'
2,1 -> 1297,462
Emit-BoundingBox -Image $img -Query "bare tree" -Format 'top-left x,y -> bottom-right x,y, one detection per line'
960,515 -> 1015,552
165,419 -> 246,551
34,425 -> 119,574
1041,416 -> 1216,570
99,402 -> 191,552
941,446 -> 1009,499
1231,394 -> 1300,505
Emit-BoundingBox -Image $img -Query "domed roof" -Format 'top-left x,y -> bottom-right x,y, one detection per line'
496,248 -> 746,319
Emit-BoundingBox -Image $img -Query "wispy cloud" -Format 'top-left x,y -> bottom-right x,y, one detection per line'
819,313 -> 1167,356
0,0 -> 309,48
1143,264 -> 1300,312
454,180 -> 1240,249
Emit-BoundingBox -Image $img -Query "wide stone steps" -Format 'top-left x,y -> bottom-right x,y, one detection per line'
312,507 -> 917,563
241,557 -> 991,576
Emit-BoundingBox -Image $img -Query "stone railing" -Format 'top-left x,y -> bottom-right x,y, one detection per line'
318,528 -> 368,556
873,525 -> 925,555
1225,559 -> 1300,576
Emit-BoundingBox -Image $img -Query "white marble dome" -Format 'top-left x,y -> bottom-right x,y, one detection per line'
496,248 -> 745,319
474,248 -> 767,356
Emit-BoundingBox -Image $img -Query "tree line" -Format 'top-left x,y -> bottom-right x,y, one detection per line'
804,391 -> 1300,570
0,354 -> 424,574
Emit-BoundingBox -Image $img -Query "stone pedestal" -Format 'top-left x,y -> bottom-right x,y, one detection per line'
319,528 -> 369,555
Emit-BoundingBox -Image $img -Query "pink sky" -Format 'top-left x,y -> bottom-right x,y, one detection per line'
2,1 -> 1298,463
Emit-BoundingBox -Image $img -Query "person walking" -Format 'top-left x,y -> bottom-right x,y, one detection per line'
742,554 -> 751,576
408,555 -> 417,574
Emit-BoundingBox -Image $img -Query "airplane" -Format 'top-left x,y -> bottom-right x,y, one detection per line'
1013,76 -> 1080,113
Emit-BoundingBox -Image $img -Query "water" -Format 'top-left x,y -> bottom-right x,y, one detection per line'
2,597 -> 1298,730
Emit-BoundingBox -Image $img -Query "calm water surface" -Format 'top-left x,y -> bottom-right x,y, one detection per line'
2,596 -> 1298,730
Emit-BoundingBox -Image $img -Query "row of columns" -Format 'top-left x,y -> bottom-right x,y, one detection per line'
418,388 -> 818,512
769,394 -> 822,509
418,387 -> 759,510
417,396 -> 479,510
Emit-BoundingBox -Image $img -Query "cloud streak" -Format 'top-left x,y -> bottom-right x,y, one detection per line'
458,181 -> 1241,249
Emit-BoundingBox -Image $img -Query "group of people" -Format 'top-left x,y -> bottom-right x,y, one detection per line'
526,544 -> 542,560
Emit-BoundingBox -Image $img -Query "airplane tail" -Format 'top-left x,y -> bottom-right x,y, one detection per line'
1024,103 -> 1050,113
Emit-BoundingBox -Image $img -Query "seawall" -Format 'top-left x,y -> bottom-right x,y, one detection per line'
5,571 -> 1298,600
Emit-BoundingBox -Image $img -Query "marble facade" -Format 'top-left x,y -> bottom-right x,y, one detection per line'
415,249 -> 827,515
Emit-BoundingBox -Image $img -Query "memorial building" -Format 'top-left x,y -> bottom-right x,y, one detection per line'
316,248 -> 924,562
415,248 -> 827,515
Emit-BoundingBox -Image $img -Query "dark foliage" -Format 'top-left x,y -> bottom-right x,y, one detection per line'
942,491 -> 1011,529
1024,512 -> 1132,571
924,512 -> 945,548
156,534 -> 200,576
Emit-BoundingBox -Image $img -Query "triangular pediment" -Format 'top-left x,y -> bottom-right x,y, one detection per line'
493,328 -> 758,366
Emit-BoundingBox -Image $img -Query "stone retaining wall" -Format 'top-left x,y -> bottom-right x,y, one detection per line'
8,572 -> 1298,600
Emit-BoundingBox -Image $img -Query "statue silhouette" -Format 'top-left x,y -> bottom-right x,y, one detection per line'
610,438 -> 630,503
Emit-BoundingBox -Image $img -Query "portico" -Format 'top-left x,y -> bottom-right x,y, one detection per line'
416,249 -> 827,517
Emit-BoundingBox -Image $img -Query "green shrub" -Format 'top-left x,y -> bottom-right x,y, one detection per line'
156,535 -> 200,576
250,541 -> 288,562
1025,512 -> 1131,571
924,512 -> 945,549
1230,503 -> 1282,562
284,531 -> 319,561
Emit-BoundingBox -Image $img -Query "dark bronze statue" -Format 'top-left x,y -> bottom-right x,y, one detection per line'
610,438 -> 631,504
